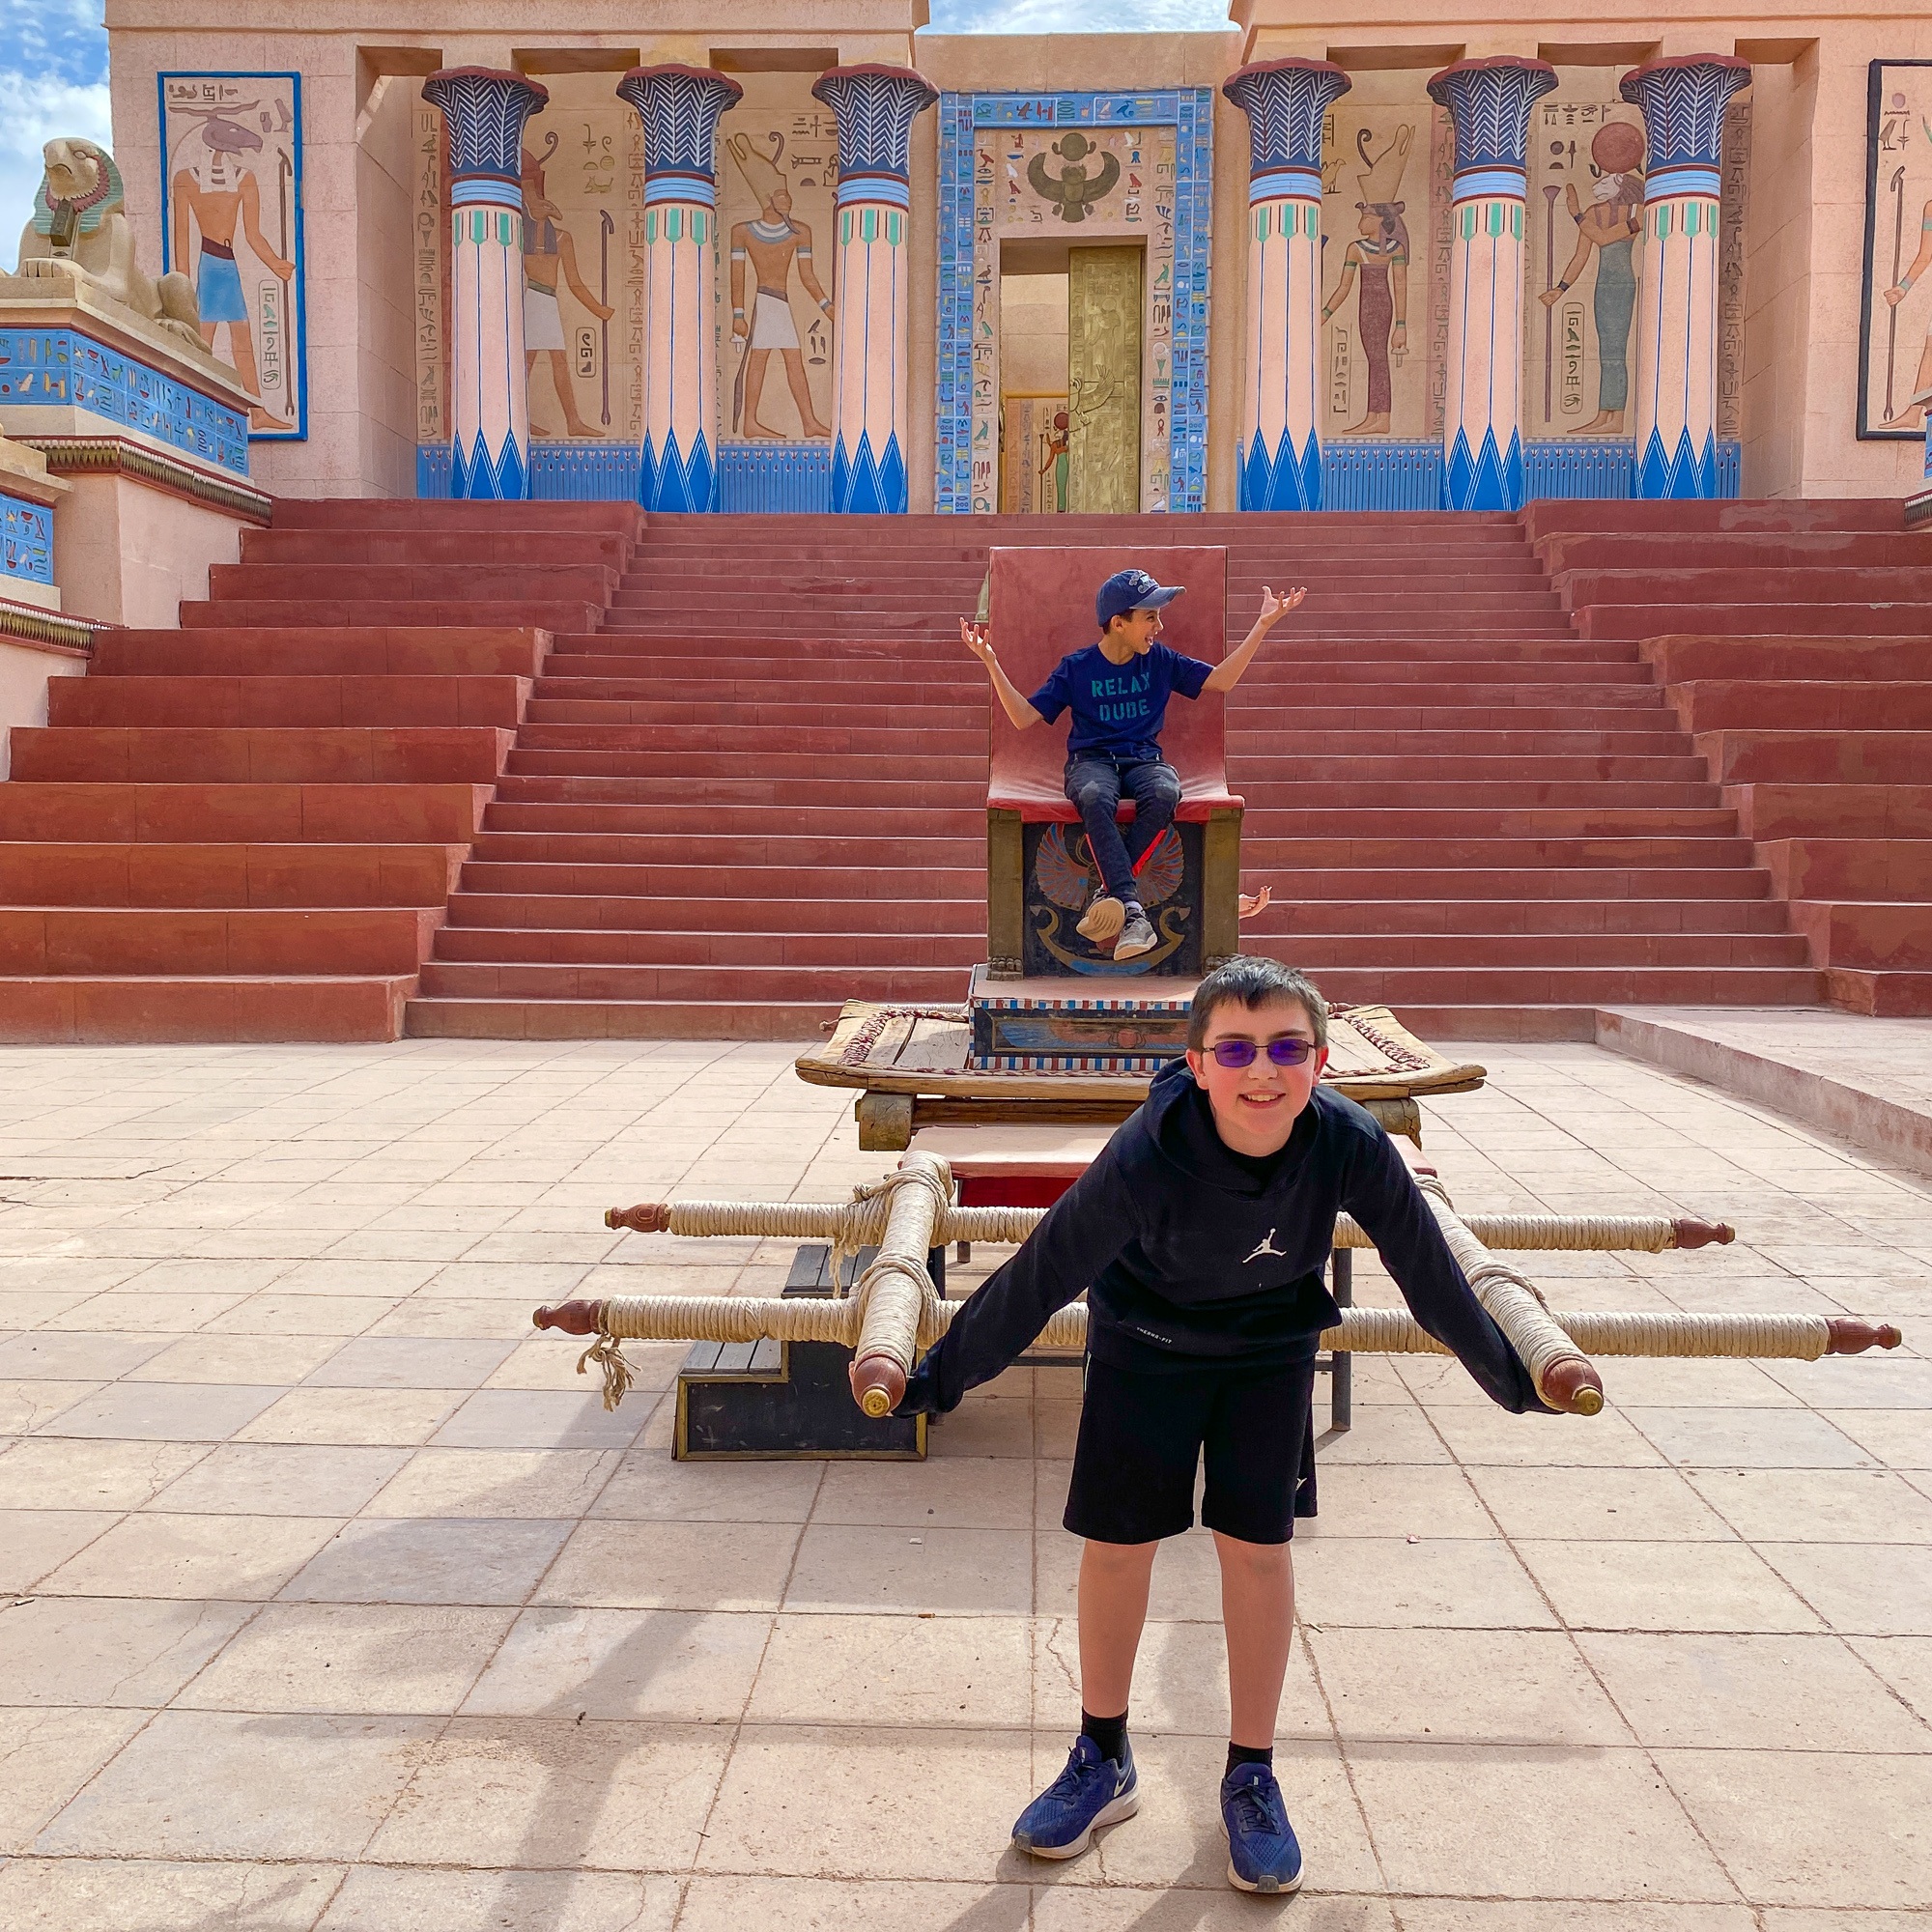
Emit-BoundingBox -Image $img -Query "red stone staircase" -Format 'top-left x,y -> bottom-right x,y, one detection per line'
0,503 -> 637,1040
1532,500 -> 1932,1015
1,494 -> 1925,1041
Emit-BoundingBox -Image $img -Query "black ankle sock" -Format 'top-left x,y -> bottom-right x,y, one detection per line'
1226,1742 -> 1274,1778
1082,1710 -> 1129,1764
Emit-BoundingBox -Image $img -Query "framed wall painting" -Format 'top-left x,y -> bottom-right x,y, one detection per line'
158,71 -> 308,439
1860,59 -> 1932,440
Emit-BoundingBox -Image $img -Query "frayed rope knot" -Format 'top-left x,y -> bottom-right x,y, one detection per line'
578,1333 -> 636,1412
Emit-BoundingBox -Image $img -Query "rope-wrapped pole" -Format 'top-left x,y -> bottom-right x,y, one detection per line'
606,1198 -> 1735,1255
531,1293 -> 1901,1408
848,1154 -> 950,1418
1412,1170 -> 1604,1414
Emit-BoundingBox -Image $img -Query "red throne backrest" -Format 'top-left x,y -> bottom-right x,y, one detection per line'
985,546 -> 1236,819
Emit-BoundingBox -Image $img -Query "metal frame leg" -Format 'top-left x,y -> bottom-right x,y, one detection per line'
1329,1245 -> 1352,1432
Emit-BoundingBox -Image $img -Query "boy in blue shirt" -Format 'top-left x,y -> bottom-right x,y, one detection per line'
963,568 -> 1305,959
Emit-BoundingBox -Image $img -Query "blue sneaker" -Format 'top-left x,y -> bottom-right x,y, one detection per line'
1012,1734 -> 1139,1860
1221,1761 -> 1304,1893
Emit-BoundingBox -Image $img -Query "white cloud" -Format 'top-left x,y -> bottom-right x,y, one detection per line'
928,0 -> 1233,30
0,71 -> 113,271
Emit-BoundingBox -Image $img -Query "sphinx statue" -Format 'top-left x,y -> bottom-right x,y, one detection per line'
15,136 -> 204,349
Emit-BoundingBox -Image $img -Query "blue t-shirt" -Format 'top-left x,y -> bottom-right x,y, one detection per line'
1028,639 -> 1213,762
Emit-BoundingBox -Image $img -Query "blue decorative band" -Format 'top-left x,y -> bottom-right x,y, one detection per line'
1645,164 -> 1720,203
1451,166 -> 1527,203
0,325 -> 249,476
1250,167 -> 1323,204
836,173 -> 912,210
0,489 -> 54,584
644,173 -> 718,208
449,176 -> 523,209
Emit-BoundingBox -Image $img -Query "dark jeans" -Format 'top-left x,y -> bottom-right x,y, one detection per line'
1064,754 -> 1181,906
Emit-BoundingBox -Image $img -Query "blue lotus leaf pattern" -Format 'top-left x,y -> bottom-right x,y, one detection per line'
812,69 -> 939,181
615,69 -> 743,179
422,70 -> 549,181
1222,63 -> 1351,177
1619,59 -> 1751,170
1426,60 -> 1558,173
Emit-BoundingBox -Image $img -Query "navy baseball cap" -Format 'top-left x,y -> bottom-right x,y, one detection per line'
1095,568 -> 1185,630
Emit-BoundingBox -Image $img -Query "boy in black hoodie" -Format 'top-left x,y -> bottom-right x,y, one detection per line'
891,955 -> 1548,1894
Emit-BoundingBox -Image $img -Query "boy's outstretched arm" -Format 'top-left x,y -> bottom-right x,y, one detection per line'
962,619 -> 1043,730
1345,1128 -> 1553,1414
895,1151 -> 1140,1413
1203,585 -> 1306,694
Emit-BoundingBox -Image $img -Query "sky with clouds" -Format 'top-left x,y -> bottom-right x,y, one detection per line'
0,0 -> 1231,269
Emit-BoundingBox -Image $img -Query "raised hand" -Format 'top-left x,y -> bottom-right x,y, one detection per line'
1258,585 -> 1307,625
1238,885 -> 1273,921
960,618 -> 993,659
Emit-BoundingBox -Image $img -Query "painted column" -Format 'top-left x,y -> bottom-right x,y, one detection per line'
1621,56 -> 1752,499
1222,59 -> 1351,512
422,68 -> 550,500
1426,57 -> 1557,511
616,65 -> 743,514
812,65 -> 938,514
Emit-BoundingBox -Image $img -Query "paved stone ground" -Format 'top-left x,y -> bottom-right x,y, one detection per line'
0,1037 -> 1927,1930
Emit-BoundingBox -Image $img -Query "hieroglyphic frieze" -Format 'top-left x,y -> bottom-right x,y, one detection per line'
412,95 -> 444,445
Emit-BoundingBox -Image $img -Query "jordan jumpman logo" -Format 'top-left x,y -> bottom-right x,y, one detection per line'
1244,1228 -> 1288,1264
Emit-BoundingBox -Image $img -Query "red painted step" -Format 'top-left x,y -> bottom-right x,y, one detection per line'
0,507 -> 629,1042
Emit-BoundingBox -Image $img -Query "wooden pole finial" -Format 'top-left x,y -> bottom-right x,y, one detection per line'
607,1204 -> 672,1233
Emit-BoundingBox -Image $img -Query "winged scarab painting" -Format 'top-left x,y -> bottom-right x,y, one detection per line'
1024,820 -> 1202,977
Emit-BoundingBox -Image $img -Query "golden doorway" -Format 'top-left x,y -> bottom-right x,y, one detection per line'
1066,244 -> 1143,514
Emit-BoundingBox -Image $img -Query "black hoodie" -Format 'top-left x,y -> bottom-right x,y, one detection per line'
899,1056 -> 1548,1416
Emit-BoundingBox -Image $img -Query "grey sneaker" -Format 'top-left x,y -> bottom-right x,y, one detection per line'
1076,893 -> 1125,943
1114,908 -> 1157,960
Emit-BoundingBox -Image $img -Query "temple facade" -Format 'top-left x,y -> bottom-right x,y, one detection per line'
99,2 -> 1932,511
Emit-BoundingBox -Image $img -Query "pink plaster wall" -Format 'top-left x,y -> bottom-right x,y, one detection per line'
0,636 -> 86,781
52,474 -> 248,629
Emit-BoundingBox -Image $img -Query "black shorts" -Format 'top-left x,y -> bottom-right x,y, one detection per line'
1063,1353 -> 1318,1547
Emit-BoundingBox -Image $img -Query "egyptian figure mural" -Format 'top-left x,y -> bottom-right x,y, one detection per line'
716,75 -> 838,444
510,74 -> 640,443
1864,64 -> 1932,436
1526,102 -> 1646,437
160,73 -> 304,435
1318,91 -> 1449,441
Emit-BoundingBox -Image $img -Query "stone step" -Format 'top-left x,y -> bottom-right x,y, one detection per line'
1665,680 -> 1932,732
185,600 -> 603,631
1640,635 -> 1932,682
89,628 -> 551,679
1578,602 -> 1932,640
1695,729 -> 1932,784
0,783 -> 491,843
1756,838 -> 1932,900
12,726 -> 513,787
0,842 -> 464,906
0,905 -> 442,976
0,975 -> 417,1043
1723,782 -> 1932,839
443,895 -> 985,936
50,675 -> 531,730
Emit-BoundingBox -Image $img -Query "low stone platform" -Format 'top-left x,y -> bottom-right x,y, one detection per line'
0,1034 -> 1926,1924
